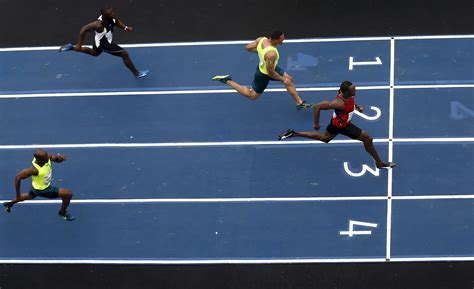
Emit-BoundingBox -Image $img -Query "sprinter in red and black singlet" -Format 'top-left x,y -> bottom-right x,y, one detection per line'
278,81 -> 395,169
58,6 -> 149,78
326,89 -> 362,139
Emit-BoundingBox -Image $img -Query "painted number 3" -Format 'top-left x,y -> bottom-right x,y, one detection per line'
343,162 -> 380,177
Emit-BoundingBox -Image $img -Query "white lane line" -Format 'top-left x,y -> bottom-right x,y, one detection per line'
1,34 -> 473,52
390,256 -> 474,262
0,84 -> 472,99
1,195 -> 472,205
395,84 -> 474,89
0,196 -> 388,204
0,139 -> 384,149
394,137 -> 474,142
0,258 -> 387,264
0,86 -> 390,99
386,37 -> 396,261
393,195 -> 474,200
394,35 -> 474,40
0,256 -> 472,264
0,36 -> 393,52
1,137 -> 473,150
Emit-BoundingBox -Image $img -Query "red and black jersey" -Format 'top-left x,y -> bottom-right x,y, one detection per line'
331,94 -> 355,128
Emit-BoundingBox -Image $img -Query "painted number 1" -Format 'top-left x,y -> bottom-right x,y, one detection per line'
349,56 -> 383,70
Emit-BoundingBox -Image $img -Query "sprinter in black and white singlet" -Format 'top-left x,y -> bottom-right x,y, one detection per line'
93,14 -> 122,55
59,6 -> 149,78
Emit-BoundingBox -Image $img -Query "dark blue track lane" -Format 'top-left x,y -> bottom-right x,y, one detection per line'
1,37 -> 473,262
394,88 -> 474,138
0,201 -> 387,260
0,40 -> 390,94
395,38 -> 474,85
392,142 -> 474,196
0,144 -> 389,200
0,90 -> 390,144
391,199 -> 474,257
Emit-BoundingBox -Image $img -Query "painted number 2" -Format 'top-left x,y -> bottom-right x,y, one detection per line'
354,106 -> 382,121
343,162 -> 379,177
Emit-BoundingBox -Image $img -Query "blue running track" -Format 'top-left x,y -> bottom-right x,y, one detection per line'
0,36 -> 473,263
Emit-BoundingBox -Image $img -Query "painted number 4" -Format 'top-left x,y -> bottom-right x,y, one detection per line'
340,220 -> 378,237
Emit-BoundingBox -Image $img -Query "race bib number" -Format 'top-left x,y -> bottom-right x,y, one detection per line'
44,170 -> 52,184
347,111 -> 354,122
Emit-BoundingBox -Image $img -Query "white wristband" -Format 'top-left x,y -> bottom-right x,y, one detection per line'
124,26 -> 128,31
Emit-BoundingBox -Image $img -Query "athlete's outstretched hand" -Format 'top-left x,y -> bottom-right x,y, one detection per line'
125,26 -> 134,32
74,44 -> 82,51
56,154 -> 67,162
50,154 -> 67,163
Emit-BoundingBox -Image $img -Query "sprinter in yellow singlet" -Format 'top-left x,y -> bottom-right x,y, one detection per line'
3,149 -> 75,221
212,31 -> 313,110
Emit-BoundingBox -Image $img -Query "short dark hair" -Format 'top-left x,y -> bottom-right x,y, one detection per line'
339,81 -> 353,97
34,149 -> 48,161
269,31 -> 284,40
100,6 -> 112,16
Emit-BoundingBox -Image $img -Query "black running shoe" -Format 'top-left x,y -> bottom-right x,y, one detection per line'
212,75 -> 232,84
377,162 -> 396,169
296,101 -> 313,110
58,210 -> 75,221
278,129 -> 295,140
3,202 -> 12,213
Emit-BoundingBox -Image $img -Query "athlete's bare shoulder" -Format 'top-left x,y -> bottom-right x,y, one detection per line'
260,37 -> 272,48
82,20 -> 103,32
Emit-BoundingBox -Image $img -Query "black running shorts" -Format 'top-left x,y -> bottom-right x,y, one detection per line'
326,122 -> 362,139
93,42 -> 124,56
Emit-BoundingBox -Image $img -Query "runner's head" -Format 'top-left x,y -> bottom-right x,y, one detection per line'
100,6 -> 115,20
34,149 -> 49,165
269,31 -> 285,45
339,81 -> 356,98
